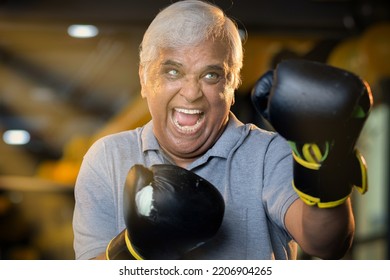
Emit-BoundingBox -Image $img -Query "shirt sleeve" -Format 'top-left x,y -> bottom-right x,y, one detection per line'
262,134 -> 298,232
72,138 -> 118,260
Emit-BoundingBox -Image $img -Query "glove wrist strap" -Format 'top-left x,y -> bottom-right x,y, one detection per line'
124,229 -> 143,260
105,229 -> 143,260
292,148 -> 367,208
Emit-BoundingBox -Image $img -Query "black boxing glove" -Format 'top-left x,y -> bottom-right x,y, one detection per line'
252,59 -> 373,208
106,164 -> 225,259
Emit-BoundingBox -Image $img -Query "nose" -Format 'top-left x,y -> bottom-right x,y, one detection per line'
179,78 -> 203,103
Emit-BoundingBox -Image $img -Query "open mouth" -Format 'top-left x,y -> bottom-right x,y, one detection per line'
172,108 -> 205,133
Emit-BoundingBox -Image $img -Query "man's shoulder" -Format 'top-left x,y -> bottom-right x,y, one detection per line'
95,125 -> 146,145
83,126 -> 145,159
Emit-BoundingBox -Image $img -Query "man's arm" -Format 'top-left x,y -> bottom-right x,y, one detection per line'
286,198 -> 354,259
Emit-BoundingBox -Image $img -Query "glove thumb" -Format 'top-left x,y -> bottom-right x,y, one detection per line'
251,70 -> 274,120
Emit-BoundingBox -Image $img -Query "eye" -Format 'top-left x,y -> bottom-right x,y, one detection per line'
204,72 -> 220,83
167,68 -> 180,78
168,69 -> 178,75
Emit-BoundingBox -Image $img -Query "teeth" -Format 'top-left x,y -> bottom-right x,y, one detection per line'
173,119 -> 202,131
175,108 -> 203,114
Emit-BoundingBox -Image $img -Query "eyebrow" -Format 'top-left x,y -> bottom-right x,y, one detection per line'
162,60 -> 182,68
161,59 -> 226,72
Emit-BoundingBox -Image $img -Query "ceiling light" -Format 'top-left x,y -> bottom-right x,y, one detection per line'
3,129 -> 31,145
67,24 -> 99,38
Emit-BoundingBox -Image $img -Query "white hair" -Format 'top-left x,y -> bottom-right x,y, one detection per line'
139,0 -> 243,89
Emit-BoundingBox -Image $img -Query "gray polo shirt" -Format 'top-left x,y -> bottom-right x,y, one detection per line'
73,113 -> 298,260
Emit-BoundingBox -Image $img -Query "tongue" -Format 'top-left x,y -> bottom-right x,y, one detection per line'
174,111 -> 200,126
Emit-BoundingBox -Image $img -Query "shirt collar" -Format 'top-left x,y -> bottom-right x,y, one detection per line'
201,112 -> 245,159
141,120 -> 160,153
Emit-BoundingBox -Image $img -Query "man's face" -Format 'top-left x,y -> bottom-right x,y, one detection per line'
140,39 -> 235,166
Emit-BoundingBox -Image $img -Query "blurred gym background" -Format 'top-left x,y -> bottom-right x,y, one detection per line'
0,0 -> 389,260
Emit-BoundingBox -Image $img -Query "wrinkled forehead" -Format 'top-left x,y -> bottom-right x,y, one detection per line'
153,39 -> 232,68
